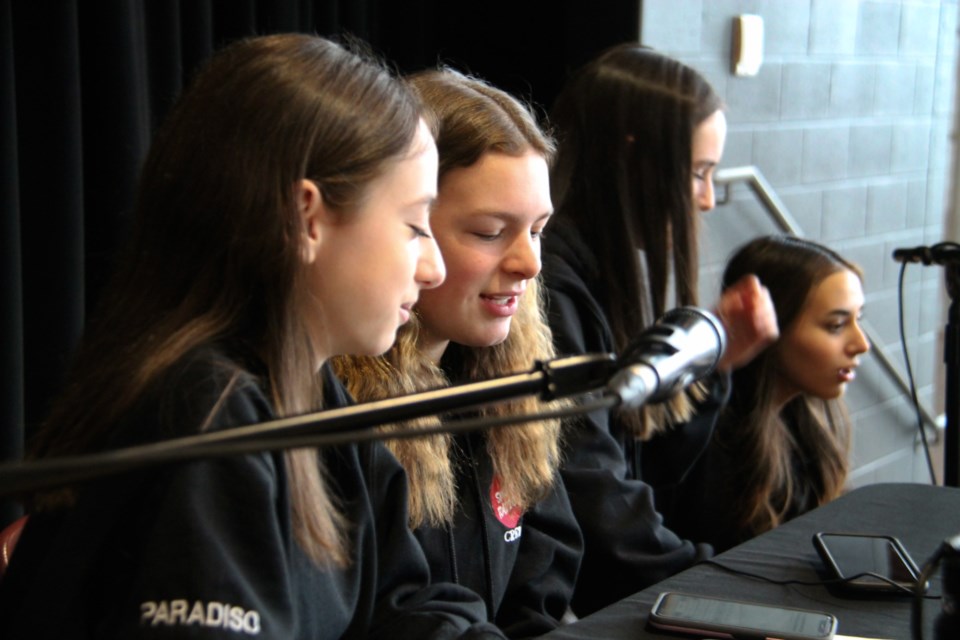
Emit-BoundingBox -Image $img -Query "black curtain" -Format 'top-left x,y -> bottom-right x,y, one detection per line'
0,0 -> 638,528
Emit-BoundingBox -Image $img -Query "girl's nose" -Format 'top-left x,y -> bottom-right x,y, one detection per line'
416,237 -> 446,289
503,234 -> 541,279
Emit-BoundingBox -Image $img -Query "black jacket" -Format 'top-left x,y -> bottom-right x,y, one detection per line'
0,348 -> 504,639
541,222 -> 721,616
410,345 -> 582,639
668,400 -> 823,553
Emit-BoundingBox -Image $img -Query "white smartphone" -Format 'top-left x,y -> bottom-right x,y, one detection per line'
649,591 -> 837,640
813,532 -> 926,593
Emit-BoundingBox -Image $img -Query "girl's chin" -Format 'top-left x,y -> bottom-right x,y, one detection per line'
460,329 -> 512,349
812,385 -> 845,401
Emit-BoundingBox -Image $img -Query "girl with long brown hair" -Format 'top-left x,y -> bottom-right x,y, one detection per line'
542,43 -> 778,615
669,234 -> 868,552
0,34 -> 505,639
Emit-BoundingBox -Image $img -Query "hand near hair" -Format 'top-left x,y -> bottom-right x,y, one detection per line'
714,274 -> 779,372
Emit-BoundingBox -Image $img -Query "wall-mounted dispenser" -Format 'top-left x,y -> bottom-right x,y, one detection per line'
732,14 -> 764,77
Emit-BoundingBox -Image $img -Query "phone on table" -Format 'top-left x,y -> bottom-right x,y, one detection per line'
648,591 -> 837,640
813,532 -> 926,594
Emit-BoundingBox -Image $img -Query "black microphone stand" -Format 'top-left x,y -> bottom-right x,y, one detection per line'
0,353 -> 617,498
0,305 -> 726,499
945,261 -> 960,486
893,243 -> 960,487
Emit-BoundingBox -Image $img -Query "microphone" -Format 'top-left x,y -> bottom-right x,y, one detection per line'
608,306 -> 727,408
892,242 -> 960,265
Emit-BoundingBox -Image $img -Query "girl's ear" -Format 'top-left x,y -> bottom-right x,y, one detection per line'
299,179 -> 324,263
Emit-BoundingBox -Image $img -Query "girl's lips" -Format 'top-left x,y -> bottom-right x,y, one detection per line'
480,293 -> 519,317
838,367 -> 856,383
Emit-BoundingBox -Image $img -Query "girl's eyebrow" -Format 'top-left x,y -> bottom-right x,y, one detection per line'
468,210 -> 554,222
824,307 -> 864,319
406,195 -> 436,210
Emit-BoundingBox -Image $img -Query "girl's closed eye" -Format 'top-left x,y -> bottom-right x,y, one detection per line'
472,230 -> 503,241
693,162 -> 717,183
410,224 -> 432,239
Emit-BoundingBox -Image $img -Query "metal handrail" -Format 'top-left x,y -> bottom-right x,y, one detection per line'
714,165 -> 940,436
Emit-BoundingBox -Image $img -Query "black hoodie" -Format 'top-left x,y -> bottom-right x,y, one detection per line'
541,221 -> 723,616
410,345 -> 583,639
0,348 -> 505,640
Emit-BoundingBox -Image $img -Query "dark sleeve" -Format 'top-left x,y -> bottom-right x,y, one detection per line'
641,372 -> 730,487
560,412 -> 712,617
665,412 -> 750,554
0,361 -> 304,639
494,481 -> 583,639
641,371 -> 731,523
360,442 -> 506,640
109,376 -> 303,638
545,281 -> 712,617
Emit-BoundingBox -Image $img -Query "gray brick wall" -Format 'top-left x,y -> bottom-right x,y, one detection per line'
640,0 -> 958,487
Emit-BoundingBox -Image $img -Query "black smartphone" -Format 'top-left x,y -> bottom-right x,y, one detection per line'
648,591 -> 837,640
813,532 -> 926,593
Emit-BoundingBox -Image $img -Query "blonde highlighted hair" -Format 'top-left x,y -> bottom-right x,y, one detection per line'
332,69 -> 563,527
334,278 -> 561,526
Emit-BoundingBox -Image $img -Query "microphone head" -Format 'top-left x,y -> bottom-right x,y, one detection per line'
892,246 -> 928,264
664,306 -> 727,359
892,242 -> 960,265
613,306 -> 727,407
622,306 -> 726,368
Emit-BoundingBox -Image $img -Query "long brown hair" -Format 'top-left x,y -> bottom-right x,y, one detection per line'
332,69 -> 562,527
28,34 -> 424,567
549,43 -> 722,437
721,235 -> 858,537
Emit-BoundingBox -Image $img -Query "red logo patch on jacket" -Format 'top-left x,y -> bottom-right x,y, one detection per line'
490,475 -> 522,529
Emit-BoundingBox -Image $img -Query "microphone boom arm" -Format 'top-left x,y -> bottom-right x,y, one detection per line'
0,306 -> 727,497
0,353 -> 617,497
